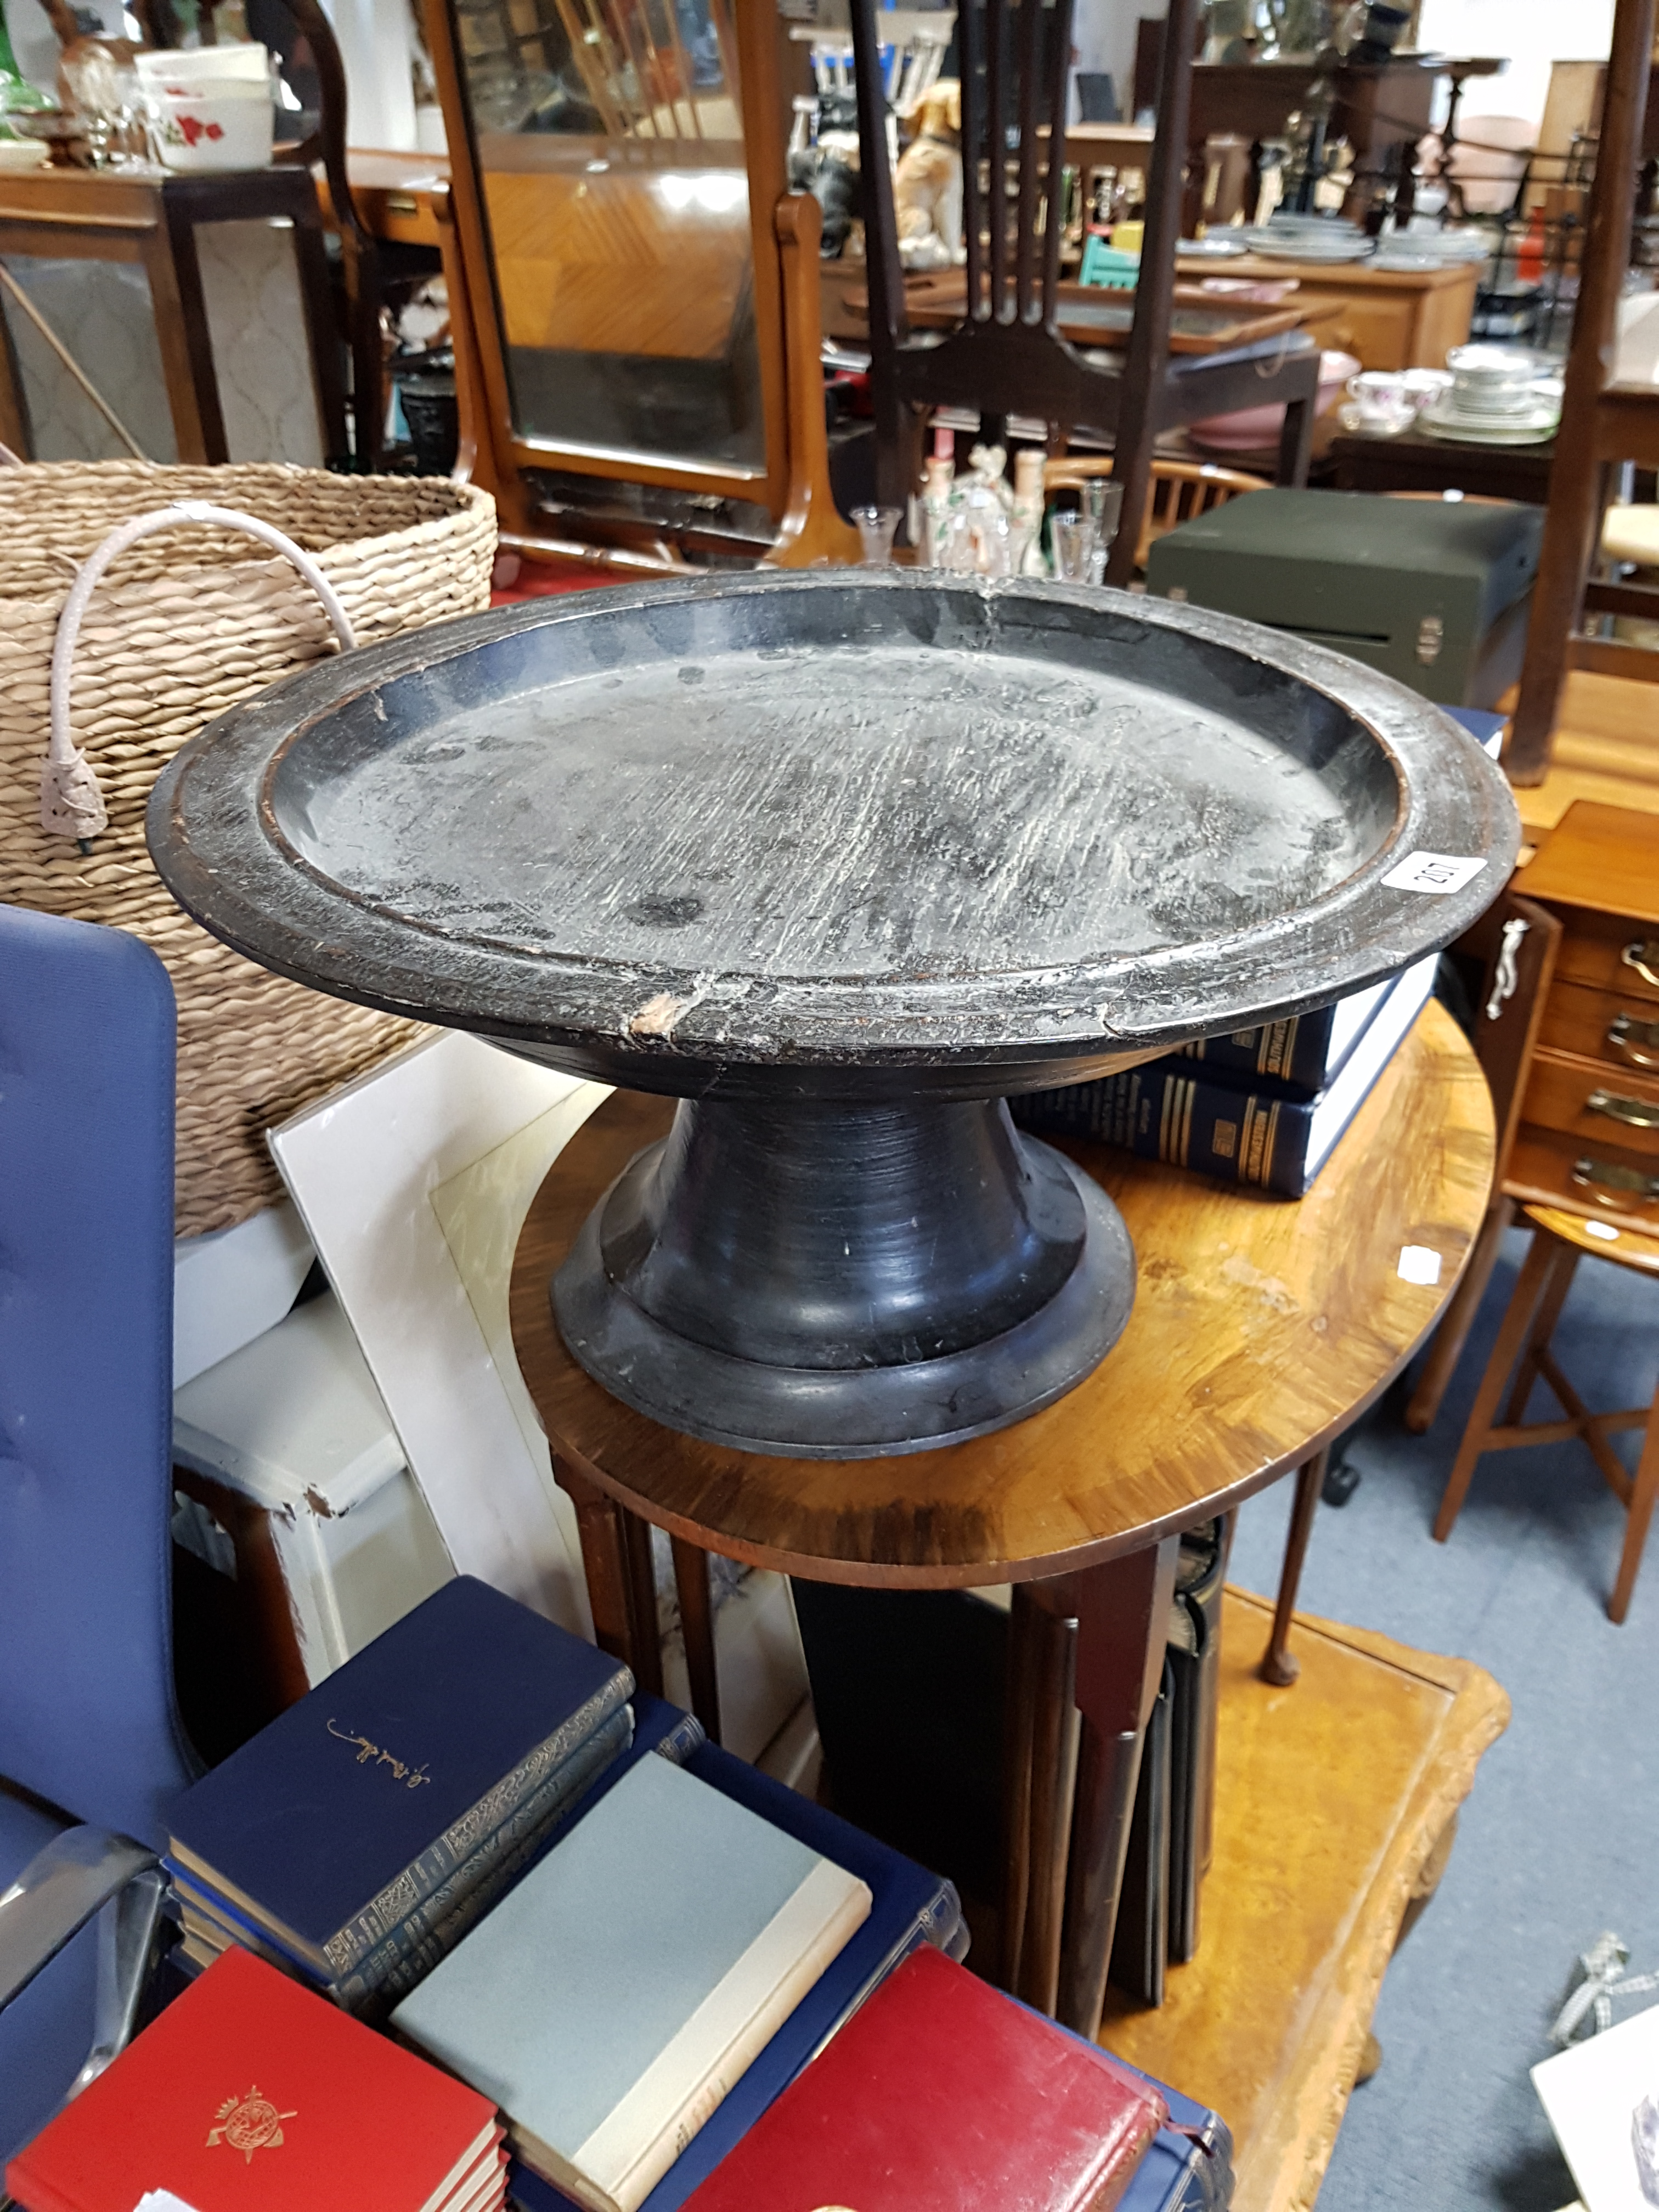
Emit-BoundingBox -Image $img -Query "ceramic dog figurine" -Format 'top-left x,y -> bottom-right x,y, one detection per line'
894,80 -> 962,270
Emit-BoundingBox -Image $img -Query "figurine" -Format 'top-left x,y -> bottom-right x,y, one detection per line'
894,79 -> 962,272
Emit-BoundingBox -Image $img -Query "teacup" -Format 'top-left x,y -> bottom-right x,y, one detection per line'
1346,371 -> 1418,435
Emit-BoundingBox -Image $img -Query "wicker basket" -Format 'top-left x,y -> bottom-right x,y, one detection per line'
0,461 -> 497,1238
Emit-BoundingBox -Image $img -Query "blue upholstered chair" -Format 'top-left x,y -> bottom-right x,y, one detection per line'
0,905 -> 200,2164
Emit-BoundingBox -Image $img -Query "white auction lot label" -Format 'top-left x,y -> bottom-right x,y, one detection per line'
1381,851 -> 1487,895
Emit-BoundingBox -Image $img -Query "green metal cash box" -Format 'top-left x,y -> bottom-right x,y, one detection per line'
1144,488 -> 1543,708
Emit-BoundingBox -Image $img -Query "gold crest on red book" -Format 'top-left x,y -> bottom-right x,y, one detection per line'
207,2086 -> 297,2162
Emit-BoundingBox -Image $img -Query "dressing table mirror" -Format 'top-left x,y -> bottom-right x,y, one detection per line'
423,0 -> 854,564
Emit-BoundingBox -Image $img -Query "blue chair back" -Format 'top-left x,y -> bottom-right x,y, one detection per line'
0,906 -> 197,1847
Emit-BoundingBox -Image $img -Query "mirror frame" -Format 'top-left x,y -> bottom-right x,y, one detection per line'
422,0 -> 797,532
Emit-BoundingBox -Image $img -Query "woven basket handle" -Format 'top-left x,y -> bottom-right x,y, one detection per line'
43,499 -> 357,850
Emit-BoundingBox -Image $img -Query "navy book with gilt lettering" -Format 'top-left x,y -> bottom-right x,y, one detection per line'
167,1576 -> 633,1984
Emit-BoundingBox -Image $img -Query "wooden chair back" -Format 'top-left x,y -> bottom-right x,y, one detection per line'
849,0 -> 1319,566
851,0 -> 1108,507
1041,454 -> 1268,571
274,0 -> 384,467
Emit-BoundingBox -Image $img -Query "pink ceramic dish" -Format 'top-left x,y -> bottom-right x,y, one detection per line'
1187,350 -> 1361,453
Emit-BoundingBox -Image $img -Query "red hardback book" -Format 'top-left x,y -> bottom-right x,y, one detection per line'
679,1943 -> 1166,2212
6,1947 -> 504,2212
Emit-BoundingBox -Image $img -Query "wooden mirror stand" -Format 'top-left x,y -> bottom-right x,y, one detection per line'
421,0 -> 855,568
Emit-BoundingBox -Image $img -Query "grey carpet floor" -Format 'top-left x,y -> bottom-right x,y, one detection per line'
1226,1222 -> 1659,2212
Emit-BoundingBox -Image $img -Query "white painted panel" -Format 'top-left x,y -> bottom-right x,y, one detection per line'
269,1031 -> 602,1631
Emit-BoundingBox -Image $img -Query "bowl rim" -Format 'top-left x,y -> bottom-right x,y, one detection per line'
148,571 -> 1519,1099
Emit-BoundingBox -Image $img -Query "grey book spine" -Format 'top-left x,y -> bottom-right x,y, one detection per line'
332,1707 -> 634,2010
325,1668 -> 635,1976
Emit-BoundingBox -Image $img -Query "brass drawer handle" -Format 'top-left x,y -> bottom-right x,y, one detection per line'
1587,1088 -> 1659,1129
1624,941 -> 1659,991
1574,1156 -> 1659,1200
1610,1013 -> 1659,1069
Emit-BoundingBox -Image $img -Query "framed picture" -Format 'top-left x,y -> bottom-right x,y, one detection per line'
1534,2002 -> 1659,2212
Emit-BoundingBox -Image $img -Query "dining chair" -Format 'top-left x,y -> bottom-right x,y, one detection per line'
1434,1205 -> 1659,1623
0,905 -> 200,2163
1042,453 -> 1268,571
848,0 -> 1319,569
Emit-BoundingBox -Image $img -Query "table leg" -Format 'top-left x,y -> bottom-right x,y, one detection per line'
671,1535 -> 722,1743
1277,381 -> 1314,487
999,1586 -> 1041,1995
1260,1449 -> 1327,1688
1434,1225 -> 1558,1542
289,195 -> 351,466
1020,1604 -> 1081,2017
1610,1398 -> 1659,1626
1499,1242 -> 1579,1425
621,1510 -> 665,1699
554,1454 -> 661,1690
148,206 -> 227,464
1053,1534 -> 1180,2039
0,298 -> 29,458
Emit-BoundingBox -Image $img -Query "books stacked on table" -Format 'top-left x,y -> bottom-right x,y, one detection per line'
4,1948 -> 506,2212
1012,951 -> 1439,1198
164,1577 -> 636,2017
477,1704 -> 966,2212
391,1743 -> 877,2212
678,1945 -> 1190,2212
494,1711 -> 1228,2212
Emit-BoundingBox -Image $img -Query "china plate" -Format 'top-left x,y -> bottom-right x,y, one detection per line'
1419,403 -> 1560,444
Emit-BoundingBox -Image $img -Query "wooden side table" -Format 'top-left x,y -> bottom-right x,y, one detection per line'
510,1002 -> 1496,2039
1103,1589 -> 1509,2212
1330,425 -> 1555,505
0,165 -> 345,465
1175,253 -> 1479,373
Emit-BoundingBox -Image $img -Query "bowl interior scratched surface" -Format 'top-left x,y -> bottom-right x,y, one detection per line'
275,633 -> 1395,982
153,573 -> 1515,1098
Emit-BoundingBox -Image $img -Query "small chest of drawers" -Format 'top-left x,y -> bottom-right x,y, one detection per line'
1508,804 -> 1659,1223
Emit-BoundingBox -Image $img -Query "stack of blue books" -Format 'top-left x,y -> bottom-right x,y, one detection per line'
1013,704 -> 1503,1200
1013,951 -> 1439,1198
160,1588 -> 1233,2212
163,1577 -> 639,2016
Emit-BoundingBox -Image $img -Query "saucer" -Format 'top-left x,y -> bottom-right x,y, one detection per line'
1338,403 -> 1412,436
1419,397 -> 1560,443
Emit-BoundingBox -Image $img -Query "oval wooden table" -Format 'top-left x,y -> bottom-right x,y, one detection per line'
510,1000 -> 1495,2036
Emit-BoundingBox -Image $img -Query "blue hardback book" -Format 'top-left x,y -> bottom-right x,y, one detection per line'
1013,951 -> 1437,1199
167,1576 -> 633,1980
1170,964 -> 1400,1100
509,1722 -> 965,2212
167,1695 -> 705,1990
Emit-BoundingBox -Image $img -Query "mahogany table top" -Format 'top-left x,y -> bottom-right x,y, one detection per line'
508,1000 -> 1495,1588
